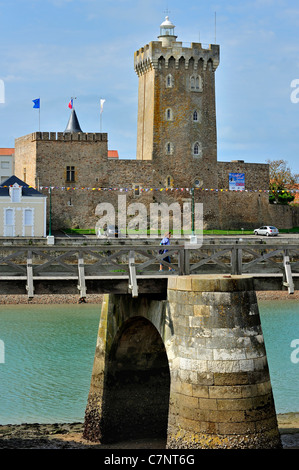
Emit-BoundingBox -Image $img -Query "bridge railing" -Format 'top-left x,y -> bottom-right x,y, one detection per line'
186,243 -> 299,293
0,243 -> 298,297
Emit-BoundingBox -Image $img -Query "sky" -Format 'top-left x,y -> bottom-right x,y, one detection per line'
1,0 -> 299,175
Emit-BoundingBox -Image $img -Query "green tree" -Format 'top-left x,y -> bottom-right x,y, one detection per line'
267,159 -> 299,204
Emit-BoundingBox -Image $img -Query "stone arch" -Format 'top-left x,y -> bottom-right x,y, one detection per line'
207,58 -> 213,71
84,294 -> 171,445
168,56 -> 175,69
178,56 -> 185,69
158,55 -> 165,69
188,57 -> 195,70
84,281 -> 281,449
104,316 -> 170,443
198,58 -> 204,70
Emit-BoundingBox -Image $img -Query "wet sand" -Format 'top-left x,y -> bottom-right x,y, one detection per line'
0,290 -> 298,305
0,413 -> 298,449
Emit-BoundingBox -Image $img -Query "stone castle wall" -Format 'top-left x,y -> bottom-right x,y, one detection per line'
217,161 -> 269,190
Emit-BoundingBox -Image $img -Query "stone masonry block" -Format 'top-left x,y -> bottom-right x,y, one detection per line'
217,421 -> 256,435
193,304 -> 210,317
192,384 -> 209,398
213,348 -> 247,361
216,397 -> 254,411
208,385 -> 244,400
214,372 -> 249,386
176,277 -> 192,291
198,398 -> 217,410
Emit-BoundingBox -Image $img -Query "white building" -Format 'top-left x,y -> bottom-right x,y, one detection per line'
0,148 -> 14,183
0,175 -> 47,237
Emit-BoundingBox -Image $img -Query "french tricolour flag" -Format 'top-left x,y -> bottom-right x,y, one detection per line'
68,99 -> 73,109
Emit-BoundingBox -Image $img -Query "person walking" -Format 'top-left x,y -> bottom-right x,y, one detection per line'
159,231 -> 173,271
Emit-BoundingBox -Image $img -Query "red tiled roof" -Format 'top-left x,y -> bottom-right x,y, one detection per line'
108,150 -> 119,158
0,148 -> 14,155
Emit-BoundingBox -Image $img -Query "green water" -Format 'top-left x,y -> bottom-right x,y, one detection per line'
0,304 -> 100,425
258,299 -> 299,415
0,300 -> 298,425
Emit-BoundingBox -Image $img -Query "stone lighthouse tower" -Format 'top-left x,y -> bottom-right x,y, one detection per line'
134,17 -> 220,189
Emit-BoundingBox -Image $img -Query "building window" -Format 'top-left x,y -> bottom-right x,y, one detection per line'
4,208 -> 14,236
1,161 -> 9,169
134,184 -> 140,196
166,175 -> 173,188
194,179 -> 202,188
10,184 -> 22,202
66,166 -> 75,182
190,75 -> 202,92
166,108 -> 173,121
193,142 -> 202,157
166,74 -> 173,88
24,209 -> 33,226
193,110 -> 198,122
165,142 -> 174,155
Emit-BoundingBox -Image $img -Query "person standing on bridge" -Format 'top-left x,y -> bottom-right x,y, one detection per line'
159,232 -> 173,271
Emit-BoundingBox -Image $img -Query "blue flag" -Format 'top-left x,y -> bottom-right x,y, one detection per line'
32,98 -> 40,109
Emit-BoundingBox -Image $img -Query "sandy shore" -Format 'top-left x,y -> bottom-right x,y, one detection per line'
0,413 -> 298,449
0,290 -> 298,305
0,294 -> 104,304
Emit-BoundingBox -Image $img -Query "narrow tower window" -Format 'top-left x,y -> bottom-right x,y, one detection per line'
165,142 -> 173,155
193,110 -> 198,122
166,74 -> 173,88
166,175 -> 173,188
193,142 -> 202,157
166,108 -> 173,121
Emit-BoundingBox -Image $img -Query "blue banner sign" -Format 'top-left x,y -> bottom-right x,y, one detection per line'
229,173 -> 245,191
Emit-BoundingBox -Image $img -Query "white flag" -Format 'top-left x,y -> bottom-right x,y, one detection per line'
100,99 -> 106,114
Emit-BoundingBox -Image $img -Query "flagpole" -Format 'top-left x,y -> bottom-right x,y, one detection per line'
100,98 -> 105,133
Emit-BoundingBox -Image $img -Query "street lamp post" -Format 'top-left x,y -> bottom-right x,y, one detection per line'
49,185 -> 52,237
190,185 -> 197,244
47,185 -> 55,245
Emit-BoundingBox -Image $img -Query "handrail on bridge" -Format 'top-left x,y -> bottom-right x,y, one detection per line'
0,242 -> 298,298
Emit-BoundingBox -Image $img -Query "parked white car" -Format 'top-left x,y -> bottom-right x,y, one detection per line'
97,225 -> 122,238
253,226 -> 279,236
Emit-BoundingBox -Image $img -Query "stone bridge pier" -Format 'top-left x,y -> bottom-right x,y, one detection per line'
83,275 -> 281,449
